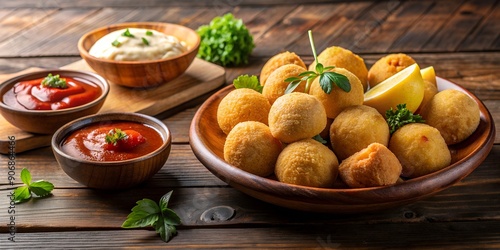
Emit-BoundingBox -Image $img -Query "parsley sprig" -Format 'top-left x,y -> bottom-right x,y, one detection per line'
122,191 -> 181,243
233,75 -> 262,93
14,168 -> 54,203
386,104 -> 425,134
41,73 -> 68,89
285,30 -> 350,94
105,128 -> 128,145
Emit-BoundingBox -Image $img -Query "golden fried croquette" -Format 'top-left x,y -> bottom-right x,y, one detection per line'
421,89 -> 480,145
260,51 -> 306,86
275,139 -> 339,188
309,46 -> 368,91
308,68 -> 364,119
415,80 -> 438,115
339,143 -> 402,188
269,92 -> 327,143
330,105 -> 390,160
389,123 -> 451,178
217,88 -> 271,135
224,121 -> 282,177
262,64 -> 306,104
368,53 -> 416,87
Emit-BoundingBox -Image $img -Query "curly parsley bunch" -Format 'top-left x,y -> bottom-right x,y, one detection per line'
196,13 -> 255,66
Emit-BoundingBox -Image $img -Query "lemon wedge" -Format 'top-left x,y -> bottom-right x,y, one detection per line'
364,63 -> 424,115
420,66 -> 436,86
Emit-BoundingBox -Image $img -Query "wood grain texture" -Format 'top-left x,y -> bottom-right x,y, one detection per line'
0,58 -> 225,154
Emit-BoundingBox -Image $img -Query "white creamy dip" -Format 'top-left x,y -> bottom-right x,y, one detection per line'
89,28 -> 188,61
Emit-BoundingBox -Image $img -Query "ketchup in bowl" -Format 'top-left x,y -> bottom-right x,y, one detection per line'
2,73 -> 101,110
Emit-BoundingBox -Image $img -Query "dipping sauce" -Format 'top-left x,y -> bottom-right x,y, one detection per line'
2,74 -> 102,110
89,28 -> 188,61
61,121 -> 164,161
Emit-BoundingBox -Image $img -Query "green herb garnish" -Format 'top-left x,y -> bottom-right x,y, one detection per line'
14,168 -> 54,203
112,39 -> 122,47
233,75 -> 262,93
285,30 -> 350,94
196,13 -> 255,66
142,37 -> 150,46
41,73 -> 68,89
122,28 -> 135,38
122,191 -> 181,243
386,104 -> 425,134
105,128 -> 127,145
312,134 -> 327,144
146,30 -> 153,36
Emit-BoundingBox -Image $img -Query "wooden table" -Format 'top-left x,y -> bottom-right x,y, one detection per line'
1,1 -> 499,248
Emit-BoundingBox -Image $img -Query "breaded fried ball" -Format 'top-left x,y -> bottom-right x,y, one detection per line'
275,139 -> 339,188
339,143 -> 402,188
262,64 -> 306,104
309,46 -> 368,91
309,68 -> 364,119
269,92 -> 327,143
217,88 -> 271,135
422,89 -> 480,145
415,80 -> 438,115
330,105 -> 390,160
224,121 -> 283,177
368,53 -> 416,87
260,51 -> 306,86
389,123 -> 451,178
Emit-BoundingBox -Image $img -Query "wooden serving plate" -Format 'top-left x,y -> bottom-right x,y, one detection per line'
0,58 -> 225,154
189,77 -> 496,213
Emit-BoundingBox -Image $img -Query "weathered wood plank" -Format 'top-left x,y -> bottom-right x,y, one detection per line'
353,0 -> 434,53
422,0 -> 497,52
459,0 -> 500,51
390,0 -> 464,52
3,220 -> 500,249
0,8 -> 58,44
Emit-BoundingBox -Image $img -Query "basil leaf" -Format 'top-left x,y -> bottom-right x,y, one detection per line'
29,180 -> 54,197
20,168 -> 31,185
14,186 -> 31,203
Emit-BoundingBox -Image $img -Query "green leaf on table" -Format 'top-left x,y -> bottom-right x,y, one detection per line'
14,168 -> 54,203
122,191 -> 181,243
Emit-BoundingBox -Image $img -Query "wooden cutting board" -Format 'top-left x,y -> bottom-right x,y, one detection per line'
0,58 -> 225,154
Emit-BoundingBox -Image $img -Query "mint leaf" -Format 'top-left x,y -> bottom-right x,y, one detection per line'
14,186 -> 31,203
20,168 -> 31,185
233,75 -> 262,93
29,180 -> 54,197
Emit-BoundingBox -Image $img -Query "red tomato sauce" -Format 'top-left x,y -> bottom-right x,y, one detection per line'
2,76 -> 101,110
61,121 -> 164,161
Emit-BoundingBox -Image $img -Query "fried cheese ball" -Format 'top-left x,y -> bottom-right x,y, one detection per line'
269,92 -> 327,143
421,89 -> 480,145
339,143 -> 402,188
260,51 -> 306,86
308,68 -> 364,119
389,123 -> 451,178
217,88 -> 271,135
224,121 -> 282,177
275,139 -> 339,188
330,105 -> 390,160
415,80 -> 438,115
309,46 -> 368,91
262,64 -> 306,104
367,53 -> 416,87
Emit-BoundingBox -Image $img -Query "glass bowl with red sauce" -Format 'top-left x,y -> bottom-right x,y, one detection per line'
0,69 -> 109,134
51,112 -> 172,189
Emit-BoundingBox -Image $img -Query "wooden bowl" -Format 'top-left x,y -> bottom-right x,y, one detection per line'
0,69 -> 109,134
78,22 -> 200,88
189,77 -> 496,213
52,112 -> 171,189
